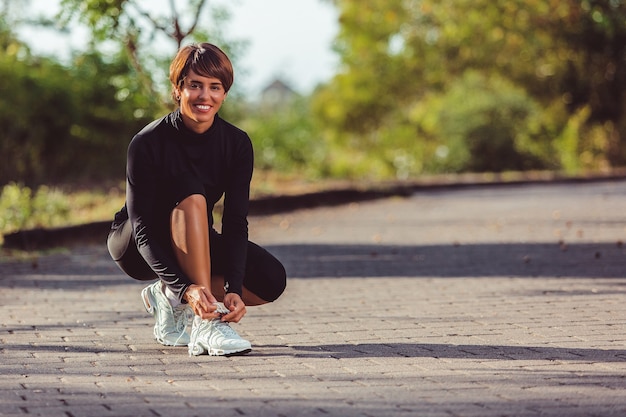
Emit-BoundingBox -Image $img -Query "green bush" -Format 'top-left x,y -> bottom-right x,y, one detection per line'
552,105 -> 614,173
0,183 -> 70,235
419,70 -> 548,173
243,96 -> 327,178
0,44 -> 158,187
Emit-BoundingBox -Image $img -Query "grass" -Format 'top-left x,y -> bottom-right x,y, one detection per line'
63,186 -> 127,226
0,183 -> 124,246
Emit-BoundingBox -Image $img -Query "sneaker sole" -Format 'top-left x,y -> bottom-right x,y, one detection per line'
217,348 -> 252,357
190,344 -> 252,357
157,337 -> 189,347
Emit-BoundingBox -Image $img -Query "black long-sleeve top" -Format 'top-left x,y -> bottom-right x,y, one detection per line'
113,110 -> 253,302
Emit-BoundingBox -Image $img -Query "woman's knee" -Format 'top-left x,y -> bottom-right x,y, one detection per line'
175,193 -> 207,212
171,193 -> 208,234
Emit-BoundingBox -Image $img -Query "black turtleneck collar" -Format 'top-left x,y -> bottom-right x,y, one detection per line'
168,108 -> 220,141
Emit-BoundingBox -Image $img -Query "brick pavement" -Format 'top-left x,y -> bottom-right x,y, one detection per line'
1,180 -> 625,417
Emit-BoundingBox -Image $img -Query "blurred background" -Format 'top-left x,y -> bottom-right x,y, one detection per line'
1,0 -> 625,239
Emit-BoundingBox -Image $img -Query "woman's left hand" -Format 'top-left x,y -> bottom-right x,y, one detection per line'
221,293 -> 247,323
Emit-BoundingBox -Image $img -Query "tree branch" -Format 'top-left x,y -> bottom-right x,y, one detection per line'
168,0 -> 184,47
130,1 -> 173,38
184,0 -> 209,39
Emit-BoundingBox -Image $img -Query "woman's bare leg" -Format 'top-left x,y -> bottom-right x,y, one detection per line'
171,194 -> 212,289
170,193 -> 270,306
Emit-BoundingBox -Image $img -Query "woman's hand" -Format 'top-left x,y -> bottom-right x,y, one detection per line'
183,284 -> 220,320
221,293 -> 247,323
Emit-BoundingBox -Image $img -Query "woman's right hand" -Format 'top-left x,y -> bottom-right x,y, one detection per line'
183,284 -> 220,319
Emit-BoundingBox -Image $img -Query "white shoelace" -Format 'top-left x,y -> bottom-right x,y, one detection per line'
212,320 -> 240,338
170,306 -> 193,346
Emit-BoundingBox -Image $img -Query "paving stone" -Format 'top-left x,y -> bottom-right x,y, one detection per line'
2,180 -> 626,416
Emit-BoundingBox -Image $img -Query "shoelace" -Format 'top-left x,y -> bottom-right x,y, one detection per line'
188,304 -> 241,355
212,320 -> 240,338
170,305 -> 193,346
188,317 -> 242,355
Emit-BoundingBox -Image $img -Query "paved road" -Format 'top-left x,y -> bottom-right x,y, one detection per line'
1,180 -> 625,417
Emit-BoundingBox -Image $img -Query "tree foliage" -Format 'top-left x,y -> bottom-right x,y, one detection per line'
4,0 -> 625,190
242,96 -> 327,177
314,0 -> 626,177
0,12 -> 159,185
0,0 -> 244,186
57,0 -> 243,101
0,36 -> 157,185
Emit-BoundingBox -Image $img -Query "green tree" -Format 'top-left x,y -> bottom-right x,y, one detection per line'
0,33 -> 157,185
0,0 -> 246,186
315,0 -> 626,176
58,0 -> 244,103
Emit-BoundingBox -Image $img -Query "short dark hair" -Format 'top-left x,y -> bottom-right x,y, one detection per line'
169,43 -> 234,103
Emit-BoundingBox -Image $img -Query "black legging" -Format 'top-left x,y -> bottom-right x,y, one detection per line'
107,219 -> 286,302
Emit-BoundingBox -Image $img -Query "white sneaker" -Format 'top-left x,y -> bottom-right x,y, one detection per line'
188,303 -> 252,356
141,281 -> 192,346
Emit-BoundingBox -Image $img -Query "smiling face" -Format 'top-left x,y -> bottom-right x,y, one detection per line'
176,69 -> 228,134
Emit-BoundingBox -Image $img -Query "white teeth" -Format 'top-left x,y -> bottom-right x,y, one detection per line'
196,105 -> 210,110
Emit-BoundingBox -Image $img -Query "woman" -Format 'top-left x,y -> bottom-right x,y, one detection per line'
107,43 -> 287,356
